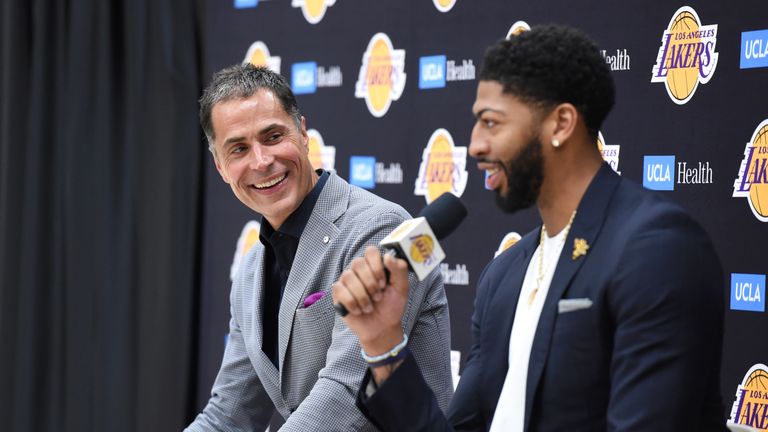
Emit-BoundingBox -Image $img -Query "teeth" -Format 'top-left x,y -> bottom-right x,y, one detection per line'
254,174 -> 286,189
486,168 -> 499,176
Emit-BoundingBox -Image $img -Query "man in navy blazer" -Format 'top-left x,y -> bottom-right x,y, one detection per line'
332,25 -> 726,431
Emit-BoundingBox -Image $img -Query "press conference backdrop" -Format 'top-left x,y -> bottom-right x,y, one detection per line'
198,0 -> 768,428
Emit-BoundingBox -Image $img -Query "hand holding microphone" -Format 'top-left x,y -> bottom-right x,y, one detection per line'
331,193 -> 466,355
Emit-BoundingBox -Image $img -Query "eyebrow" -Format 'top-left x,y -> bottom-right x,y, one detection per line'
473,108 -> 505,118
221,123 -> 287,147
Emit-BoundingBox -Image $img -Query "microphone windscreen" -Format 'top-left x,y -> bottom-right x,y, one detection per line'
417,193 -> 467,240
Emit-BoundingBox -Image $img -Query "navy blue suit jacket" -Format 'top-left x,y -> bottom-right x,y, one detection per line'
359,163 -> 726,431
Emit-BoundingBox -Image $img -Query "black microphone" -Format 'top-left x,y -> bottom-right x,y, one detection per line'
416,192 -> 468,240
334,193 -> 467,316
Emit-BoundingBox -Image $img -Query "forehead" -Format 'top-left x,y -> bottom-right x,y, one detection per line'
472,80 -> 533,116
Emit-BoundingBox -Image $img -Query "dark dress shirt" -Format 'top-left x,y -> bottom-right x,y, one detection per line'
258,169 -> 329,369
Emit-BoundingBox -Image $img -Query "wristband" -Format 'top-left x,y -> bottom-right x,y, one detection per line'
366,346 -> 410,369
361,334 -> 409,366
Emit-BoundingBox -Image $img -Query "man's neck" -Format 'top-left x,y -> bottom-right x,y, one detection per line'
537,150 -> 603,236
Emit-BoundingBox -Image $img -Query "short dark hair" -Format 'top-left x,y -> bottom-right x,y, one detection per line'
480,25 -> 615,139
199,64 -> 301,151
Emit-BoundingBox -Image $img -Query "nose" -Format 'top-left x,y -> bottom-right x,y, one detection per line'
247,145 -> 274,170
468,122 -> 488,159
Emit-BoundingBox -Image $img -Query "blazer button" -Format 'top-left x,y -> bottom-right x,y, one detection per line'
322,236 -> 330,244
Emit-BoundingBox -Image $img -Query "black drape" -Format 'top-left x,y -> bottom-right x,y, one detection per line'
0,1 -> 204,431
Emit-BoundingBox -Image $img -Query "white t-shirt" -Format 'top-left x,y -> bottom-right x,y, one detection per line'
489,226 -> 569,432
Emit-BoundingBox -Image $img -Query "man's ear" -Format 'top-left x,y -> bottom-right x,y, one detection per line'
299,116 -> 309,153
546,103 -> 578,148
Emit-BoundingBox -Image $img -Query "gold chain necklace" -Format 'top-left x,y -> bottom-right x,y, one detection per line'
527,211 -> 577,306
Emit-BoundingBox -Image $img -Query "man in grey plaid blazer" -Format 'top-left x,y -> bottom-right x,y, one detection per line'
186,64 -> 452,431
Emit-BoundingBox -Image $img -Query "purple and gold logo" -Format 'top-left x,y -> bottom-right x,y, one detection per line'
728,364 -> 768,430
291,0 -> 336,24
506,20 -> 530,39
433,0 -> 457,13
354,33 -> 407,118
414,128 -> 468,204
651,6 -> 718,105
230,221 -> 261,280
495,232 -> 522,257
733,119 -> 768,222
243,41 -> 281,74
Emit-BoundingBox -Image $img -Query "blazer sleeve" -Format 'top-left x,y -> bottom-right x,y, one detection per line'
357,263 -> 495,432
185,297 -> 274,432
606,210 -> 725,431
279,210 -> 452,431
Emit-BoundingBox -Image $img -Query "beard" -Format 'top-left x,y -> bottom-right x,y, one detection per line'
493,135 -> 544,214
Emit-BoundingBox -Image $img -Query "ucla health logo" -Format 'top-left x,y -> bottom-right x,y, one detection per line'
598,132 -> 621,174
291,62 -> 343,95
234,0 -> 258,8
355,33 -> 406,118
349,156 -> 375,189
733,119 -> 768,222
243,41 -> 281,74
600,48 -> 631,71
348,156 -> 403,189
651,6 -> 718,105
230,221 -> 261,280
420,56 -> 446,89
414,128 -> 468,204
291,0 -> 336,24
307,129 -> 335,172
731,273 -> 765,313
741,29 -> 768,69
433,0 -> 457,13
419,55 -> 475,90
643,155 -> 675,190
728,364 -> 768,430
506,20 -> 530,39
292,62 -> 317,94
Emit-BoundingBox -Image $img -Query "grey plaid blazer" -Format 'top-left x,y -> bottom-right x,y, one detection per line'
187,172 -> 453,431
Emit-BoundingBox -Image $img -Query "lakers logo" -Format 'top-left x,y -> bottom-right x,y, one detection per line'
307,129 -> 336,172
414,128 -> 468,204
506,20 -> 531,39
243,41 -> 281,74
410,234 -> 435,265
291,0 -> 336,25
728,364 -> 768,430
733,119 -> 768,222
355,33 -> 407,118
651,6 -> 718,105
597,131 -> 621,174
230,221 -> 261,280
433,0 -> 457,13
495,232 -> 522,258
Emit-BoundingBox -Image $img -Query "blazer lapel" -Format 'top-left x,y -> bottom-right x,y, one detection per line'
277,173 -> 349,375
523,163 -> 621,430
485,234 -> 538,402
487,235 -> 538,362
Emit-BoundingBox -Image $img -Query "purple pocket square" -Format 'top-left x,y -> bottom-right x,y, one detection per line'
303,292 -> 326,308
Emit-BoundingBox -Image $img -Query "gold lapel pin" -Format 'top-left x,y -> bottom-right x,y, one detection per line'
572,238 -> 589,260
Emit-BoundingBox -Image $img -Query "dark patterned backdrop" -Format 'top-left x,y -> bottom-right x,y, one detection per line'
198,1 -> 768,428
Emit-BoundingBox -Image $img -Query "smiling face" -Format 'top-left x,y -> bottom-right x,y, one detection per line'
470,80 -> 545,213
211,89 -> 317,229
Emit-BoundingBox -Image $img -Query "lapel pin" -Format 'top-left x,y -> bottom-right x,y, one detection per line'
572,238 -> 589,260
